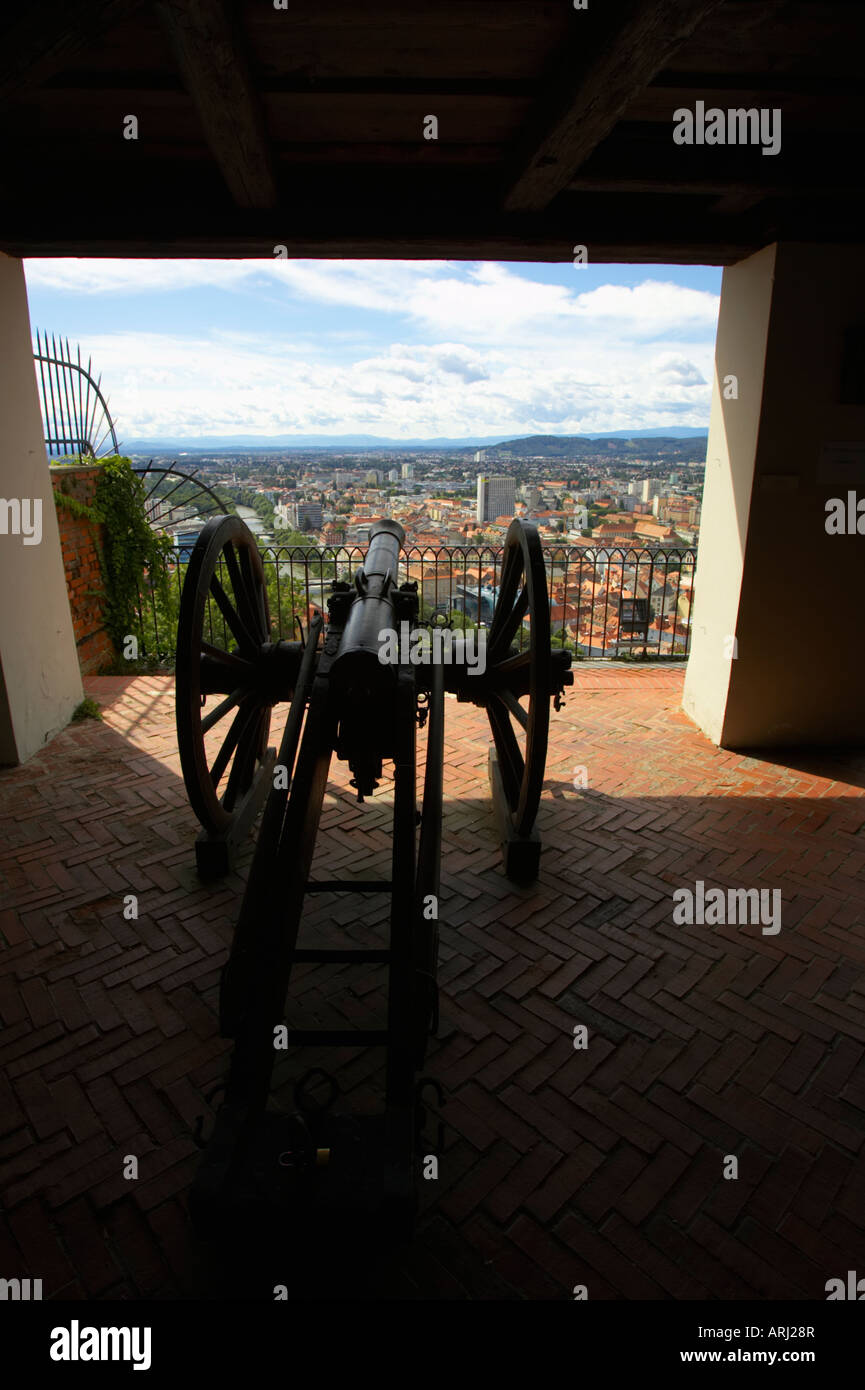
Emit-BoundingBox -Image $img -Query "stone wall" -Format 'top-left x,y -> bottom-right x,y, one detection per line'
50,465 -> 115,675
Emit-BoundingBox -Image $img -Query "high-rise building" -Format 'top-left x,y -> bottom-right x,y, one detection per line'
388,468 -> 399,482
280,501 -> 323,531
401,463 -> 415,479
476,474 -> 515,524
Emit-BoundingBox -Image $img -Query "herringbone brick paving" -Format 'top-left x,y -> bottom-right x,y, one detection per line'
1,668 -> 864,1298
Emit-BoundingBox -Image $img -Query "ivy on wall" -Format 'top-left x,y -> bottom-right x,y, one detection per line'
91,457 -> 172,652
54,457 -> 172,654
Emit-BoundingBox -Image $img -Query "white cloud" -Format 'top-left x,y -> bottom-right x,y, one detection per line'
25,256 -> 718,335
75,330 -> 712,439
23,258 -> 720,438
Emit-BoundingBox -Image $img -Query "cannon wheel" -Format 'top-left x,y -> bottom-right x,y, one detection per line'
484,519 -> 551,850
175,515 -> 273,837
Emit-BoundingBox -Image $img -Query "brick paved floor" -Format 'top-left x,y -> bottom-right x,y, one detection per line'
1,668 -> 864,1299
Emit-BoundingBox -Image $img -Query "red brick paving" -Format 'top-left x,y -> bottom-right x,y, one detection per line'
1,667 -> 864,1298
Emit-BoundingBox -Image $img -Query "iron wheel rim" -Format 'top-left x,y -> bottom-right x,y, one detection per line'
175,515 -> 272,835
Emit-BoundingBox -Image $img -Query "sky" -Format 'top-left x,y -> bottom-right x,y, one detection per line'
23,258 -> 723,441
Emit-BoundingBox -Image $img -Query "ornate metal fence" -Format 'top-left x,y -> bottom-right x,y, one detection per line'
136,541 -> 697,664
33,330 -> 119,459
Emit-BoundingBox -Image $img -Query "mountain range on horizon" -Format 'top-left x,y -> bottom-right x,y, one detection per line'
122,427 -> 709,452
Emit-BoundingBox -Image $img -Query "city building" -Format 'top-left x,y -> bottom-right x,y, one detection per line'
291,502 -> 323,531
476,474 -> 515,524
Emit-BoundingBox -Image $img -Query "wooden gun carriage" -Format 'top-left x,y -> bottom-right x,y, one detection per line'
174,515 -> 572,1236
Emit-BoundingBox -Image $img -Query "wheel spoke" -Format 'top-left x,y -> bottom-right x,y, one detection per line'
223,701 -> 266,810
486,543 -> 523,651
238,543 -> 268,641
487,695 -> 525,810
201,686 -> 249,735
209,703 -> 250,788
210,573 -> 257,654
497,687 -> 528,730
201,640 -> 253,675
224,541 -> 264,644
488,650 -> 531,677
489,584 -> 529,660
485,649 -> 532,700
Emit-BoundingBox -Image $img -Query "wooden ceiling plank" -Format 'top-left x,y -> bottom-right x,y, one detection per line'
503,0 -> 728,213
0,0 -> 146,108
153,0 -> 277,208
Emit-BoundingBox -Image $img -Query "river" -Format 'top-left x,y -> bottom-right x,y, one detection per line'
235,504 -> 266,535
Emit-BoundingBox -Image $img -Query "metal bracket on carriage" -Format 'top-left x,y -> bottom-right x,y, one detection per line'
393,580 -> 419,623
327,579 -> 353,625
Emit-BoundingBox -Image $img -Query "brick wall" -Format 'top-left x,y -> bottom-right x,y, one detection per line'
50,465 -> 115,676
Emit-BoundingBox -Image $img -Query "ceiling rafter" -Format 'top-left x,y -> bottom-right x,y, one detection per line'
153,0 -> 278,209
0,0 -> 145,109
502,0 -> 727,213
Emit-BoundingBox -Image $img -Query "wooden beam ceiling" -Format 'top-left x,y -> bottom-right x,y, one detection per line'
153,0 -> 278,209
0,0 -> 861,261
0,0 -> 145,109
503,0 -> 727,213
566,132 -> 858,199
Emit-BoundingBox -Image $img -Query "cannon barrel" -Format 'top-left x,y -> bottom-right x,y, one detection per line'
330,518 -> 408,796
333,518 -> 405,669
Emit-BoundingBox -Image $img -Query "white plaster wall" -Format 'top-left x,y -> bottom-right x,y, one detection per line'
684,241 -> 865,748
683,244 -> 777,744
0,254 -> 82,764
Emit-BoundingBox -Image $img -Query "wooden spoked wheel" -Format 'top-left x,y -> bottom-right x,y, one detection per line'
175,515 -> 273,836
484,520 -> 551,839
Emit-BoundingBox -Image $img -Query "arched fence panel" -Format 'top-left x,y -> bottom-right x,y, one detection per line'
34,331 -> 119,460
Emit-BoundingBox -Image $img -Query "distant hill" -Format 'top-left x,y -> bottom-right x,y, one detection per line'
122,427 -> 708,453
467,433 -> 708,461
124,433 -> 516,450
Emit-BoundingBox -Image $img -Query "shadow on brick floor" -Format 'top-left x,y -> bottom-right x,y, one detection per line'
1,676 -> 864,1299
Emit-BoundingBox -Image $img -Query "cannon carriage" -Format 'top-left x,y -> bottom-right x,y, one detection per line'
174,515 -> 572,1236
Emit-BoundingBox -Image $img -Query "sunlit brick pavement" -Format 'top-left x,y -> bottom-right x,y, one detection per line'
1,668 -> 864,1299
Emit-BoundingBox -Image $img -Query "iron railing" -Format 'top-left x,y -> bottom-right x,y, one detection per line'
34,330 -> 119,459
136,542 -> 697,664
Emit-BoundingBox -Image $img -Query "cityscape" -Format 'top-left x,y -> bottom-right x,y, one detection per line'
136,433 -> 705,658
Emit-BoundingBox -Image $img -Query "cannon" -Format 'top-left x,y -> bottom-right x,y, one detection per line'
174,515 -> 572,1237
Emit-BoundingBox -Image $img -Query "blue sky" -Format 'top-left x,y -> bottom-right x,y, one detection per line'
23,259 -> 722,440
